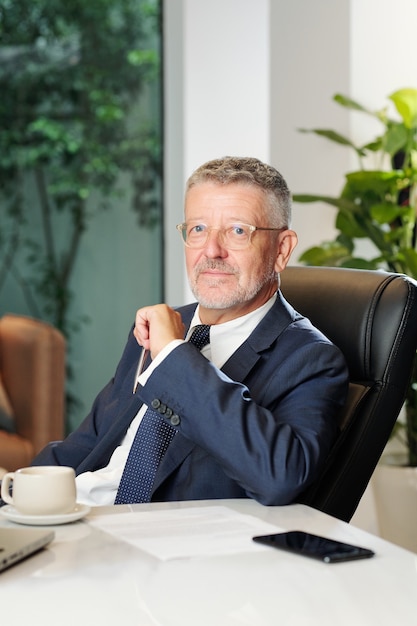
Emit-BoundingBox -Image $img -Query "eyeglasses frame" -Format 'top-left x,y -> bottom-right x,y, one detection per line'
176,222 -> 284,249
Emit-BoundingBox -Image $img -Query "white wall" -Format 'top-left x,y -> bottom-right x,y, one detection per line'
351,0 -> 417,107
164,0 -> 270,305
270,0 -> 351,258
183,0 -> 270,172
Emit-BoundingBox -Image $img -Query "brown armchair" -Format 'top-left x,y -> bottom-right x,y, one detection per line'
0,314 -> 66,474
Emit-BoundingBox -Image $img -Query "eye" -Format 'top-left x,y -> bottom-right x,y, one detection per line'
230,224 -> 248,236
189,224 -> 207,234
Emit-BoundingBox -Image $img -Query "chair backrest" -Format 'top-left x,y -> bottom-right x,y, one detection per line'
280,266 -> 417,522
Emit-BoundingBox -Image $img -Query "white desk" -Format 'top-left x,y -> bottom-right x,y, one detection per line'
0,499 -> 416,626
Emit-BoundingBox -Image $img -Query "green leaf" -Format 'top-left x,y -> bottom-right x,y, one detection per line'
95,104 -> 124,122
402,248 -> 417,279
335,209 -> 367,238
298,241 -> 351,266
389,88 -> 417,129
345,169 -> 401,184
340,257 -> 379,270
292,193 -> 358,213
362,138 -> 383,153
127,49 -> 157,67
298,128 -> 365,156
344,170 -> 401,196
333,94 -> 371,114
336,232 -> 355,254
384,123 -> 409,156
370,203 -> 403,225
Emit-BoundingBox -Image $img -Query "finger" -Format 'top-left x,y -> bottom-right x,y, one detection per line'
134,308 -> 151,347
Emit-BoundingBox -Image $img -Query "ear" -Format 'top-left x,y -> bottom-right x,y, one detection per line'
274,229 -> 298,273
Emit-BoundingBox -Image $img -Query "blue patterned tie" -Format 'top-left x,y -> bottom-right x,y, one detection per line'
115,324 -> 211,504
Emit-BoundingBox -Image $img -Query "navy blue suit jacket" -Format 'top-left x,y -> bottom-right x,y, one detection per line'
33,292 -> 348,505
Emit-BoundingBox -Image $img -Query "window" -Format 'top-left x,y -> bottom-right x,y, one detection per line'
0,0 -> 163,429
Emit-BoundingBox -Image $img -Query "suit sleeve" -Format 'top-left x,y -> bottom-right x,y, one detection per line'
136,321 -> 348,506
32,326 -> 142,471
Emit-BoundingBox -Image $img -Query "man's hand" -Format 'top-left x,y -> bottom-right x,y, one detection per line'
134,304 -> 185,358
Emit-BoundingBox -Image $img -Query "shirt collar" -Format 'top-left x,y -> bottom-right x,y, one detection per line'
187,294 -> 277,369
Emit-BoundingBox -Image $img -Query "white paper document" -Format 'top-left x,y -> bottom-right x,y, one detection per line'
87,505 -> 283,560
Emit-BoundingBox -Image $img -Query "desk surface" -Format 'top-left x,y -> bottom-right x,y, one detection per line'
0,499 -> 416,626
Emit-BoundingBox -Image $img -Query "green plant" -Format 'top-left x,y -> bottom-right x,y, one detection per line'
293,88 -> 417,466
0,0 -> 162,416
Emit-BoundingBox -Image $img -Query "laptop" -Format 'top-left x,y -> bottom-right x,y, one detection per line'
0,527 -> 55,573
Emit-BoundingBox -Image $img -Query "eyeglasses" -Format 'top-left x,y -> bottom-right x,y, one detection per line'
176,222 -> 283,250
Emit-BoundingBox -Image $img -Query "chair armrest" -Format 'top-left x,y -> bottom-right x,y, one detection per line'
0,315 -> 66,455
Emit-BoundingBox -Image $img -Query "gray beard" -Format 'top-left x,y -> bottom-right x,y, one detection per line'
189,262 -> 278,310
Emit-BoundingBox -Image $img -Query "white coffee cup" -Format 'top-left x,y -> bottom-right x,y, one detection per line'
1,466 -> 76,516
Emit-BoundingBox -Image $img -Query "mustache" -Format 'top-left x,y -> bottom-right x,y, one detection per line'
194,260 -> 239,275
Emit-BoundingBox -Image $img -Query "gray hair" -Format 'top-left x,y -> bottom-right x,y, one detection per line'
186,156 -> 292,228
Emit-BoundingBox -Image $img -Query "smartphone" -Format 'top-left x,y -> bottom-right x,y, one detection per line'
252,531 -> 375,563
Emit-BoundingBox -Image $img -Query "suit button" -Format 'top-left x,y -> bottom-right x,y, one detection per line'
151,399 -> 161,409
170,414 -> 180,426
158,403 -> 167,414
165,407 -> 173,418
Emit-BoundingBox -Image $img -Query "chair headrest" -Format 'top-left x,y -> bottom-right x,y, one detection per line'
280,266 -> 417,386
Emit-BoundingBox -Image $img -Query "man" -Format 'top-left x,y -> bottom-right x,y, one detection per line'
32,156 -> 348,506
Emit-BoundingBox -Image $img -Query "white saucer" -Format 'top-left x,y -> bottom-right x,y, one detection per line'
0,503 -> 91,526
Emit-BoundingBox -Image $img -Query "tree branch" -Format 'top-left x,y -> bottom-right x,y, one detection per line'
34,166 -> 57,268
10,264 -> 42,319
0,223 -> 20,292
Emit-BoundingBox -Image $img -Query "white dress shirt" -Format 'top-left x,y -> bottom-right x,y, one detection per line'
76,295 -> 276,505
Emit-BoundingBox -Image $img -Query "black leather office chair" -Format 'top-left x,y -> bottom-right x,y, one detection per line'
280,266 -> 417,522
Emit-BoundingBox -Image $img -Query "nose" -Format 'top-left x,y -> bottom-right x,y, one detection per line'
203,228 -> 228,258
